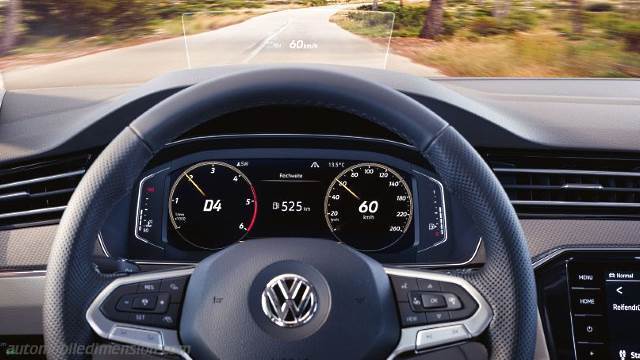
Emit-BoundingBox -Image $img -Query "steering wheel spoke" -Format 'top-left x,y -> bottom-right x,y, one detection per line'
385,267 -> 492,358
85,267 -> 194,359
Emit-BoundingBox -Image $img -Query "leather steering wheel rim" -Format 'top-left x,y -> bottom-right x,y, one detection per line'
43,66 -> 537,359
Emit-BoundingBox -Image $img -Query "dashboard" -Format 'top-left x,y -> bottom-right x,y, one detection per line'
0,64 -> 638,359
111,135 -> 480,266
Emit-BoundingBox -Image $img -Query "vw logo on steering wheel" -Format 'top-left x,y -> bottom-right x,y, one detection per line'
261,274 -> 318,328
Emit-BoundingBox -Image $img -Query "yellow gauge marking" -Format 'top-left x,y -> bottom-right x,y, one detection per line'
338,180 -> 361,200
184,173 -> 207,197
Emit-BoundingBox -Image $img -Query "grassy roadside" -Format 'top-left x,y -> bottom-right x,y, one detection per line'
332,1 -> 640,77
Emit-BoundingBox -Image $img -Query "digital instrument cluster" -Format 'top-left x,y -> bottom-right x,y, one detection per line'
134,157 -> 447,255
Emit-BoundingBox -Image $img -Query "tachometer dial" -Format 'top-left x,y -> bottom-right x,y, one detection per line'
169,161 -> 257,250
324,163 -> 413,251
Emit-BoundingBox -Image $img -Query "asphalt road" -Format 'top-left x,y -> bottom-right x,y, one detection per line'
2,6 -> 441,90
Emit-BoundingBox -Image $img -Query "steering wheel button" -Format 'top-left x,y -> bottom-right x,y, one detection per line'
391,276 -> 418,302
138,281 -> 161,293
155,293 -> 170,313
444,293 -> 462,310
421,294 -> 446,309
147,304 -> 180,329
129,312 -> 154,325
398,303 -> 427,327
426,311 -> 450,324
416,325 -> 470,350
418,279 -> 441,292
133,295 -> 157,310
441,283 -> 478,316
408,292 -> 424,310
161,277 -> 188,303
109,326 -> 162,350
115,295 -> 134,312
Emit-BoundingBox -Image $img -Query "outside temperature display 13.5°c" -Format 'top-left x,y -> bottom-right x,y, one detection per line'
168,161 -> 257,250
324,163 -> 413,251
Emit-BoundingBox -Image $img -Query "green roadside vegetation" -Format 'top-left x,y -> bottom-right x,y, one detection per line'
332,1 -> 640,77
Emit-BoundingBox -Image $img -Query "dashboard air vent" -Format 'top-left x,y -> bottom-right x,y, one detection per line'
0,154 -> 93,229
483,151 -> 640,218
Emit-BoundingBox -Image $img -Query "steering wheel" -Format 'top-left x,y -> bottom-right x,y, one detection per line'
43,67 -> 537,359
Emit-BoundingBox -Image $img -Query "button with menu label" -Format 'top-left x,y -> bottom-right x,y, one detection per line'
570,266 -> 602,288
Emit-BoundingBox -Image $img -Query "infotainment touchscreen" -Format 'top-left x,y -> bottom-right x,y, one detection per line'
605,270 -> 640,360
568,263 -> 640,359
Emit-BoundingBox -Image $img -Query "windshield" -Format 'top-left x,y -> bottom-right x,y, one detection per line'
0,0 -> 638,91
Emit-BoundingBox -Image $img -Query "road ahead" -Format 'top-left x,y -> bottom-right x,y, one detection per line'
2,6 -> 441,90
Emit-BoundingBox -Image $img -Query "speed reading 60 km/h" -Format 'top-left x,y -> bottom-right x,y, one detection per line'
324,163 -> 413,251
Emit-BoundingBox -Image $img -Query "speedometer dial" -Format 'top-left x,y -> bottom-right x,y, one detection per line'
324,163 -> 413,251
169,161 -> 257,250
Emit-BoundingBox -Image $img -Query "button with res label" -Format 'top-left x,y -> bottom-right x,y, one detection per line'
138,281 -> 161,293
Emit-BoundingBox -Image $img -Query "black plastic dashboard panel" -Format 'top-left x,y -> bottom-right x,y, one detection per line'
0,65 -> 638,166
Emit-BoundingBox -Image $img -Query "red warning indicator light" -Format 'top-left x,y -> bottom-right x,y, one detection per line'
146,186 -> 156,193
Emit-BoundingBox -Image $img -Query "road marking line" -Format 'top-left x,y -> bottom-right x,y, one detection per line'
242,18 -> 291,64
